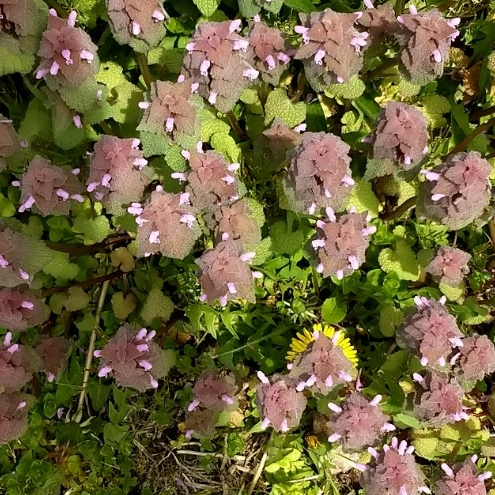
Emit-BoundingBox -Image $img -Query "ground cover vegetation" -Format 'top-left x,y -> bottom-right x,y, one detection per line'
1,0 -> 495,493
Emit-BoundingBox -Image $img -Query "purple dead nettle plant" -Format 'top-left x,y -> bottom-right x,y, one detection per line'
288,330 -> 355,394
181,146 -> 241,212
181,20 -> 259,113
256,372 -> 307,433
362,437 -> 430,495
35,336 -> 72,383
15,155 -> 85,216
35,10 -> 99,87
312,209 -> 375,279
417,151 -> 492,231
425,246 -> 471,287
0,115 -> 20,171
196,239 -> 261,307
215,199 -> 262,248
248,20 -> 290,86
187,370 -> 238,412
184,408 -> 217,439
294,9 -> 369,91
454,335 -> 495,384
129,188 -> 200,260
0,0 -> 44,37
434,456 -> 491,495
87,136 -> 151,215
396,296 -> 463,367
368,101 -> 429,175
0,287 -> 47,332
137,78 -> 201,145
326,392 -> 395,452
106,0 -> 167,52
412,372 -> 468,427
358,0 -> 399,47
395,6 -> 460,84
0,332 -> 41,393
285,132 -> 354,215
0,392 -> 33,444
94,325 -> 169,392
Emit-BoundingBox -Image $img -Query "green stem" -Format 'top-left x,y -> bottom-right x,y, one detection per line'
379,196 -> 417,221
73,279 -> 110,423
445,116 -> 495,159
394,0 -> 405,15
137,53 -> 152,91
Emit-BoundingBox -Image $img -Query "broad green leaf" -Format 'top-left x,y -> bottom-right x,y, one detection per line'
111,292 -> 137,320
421,95 -> 450,129
378,240 -> 420,281
210,132 -> 241,162
264,89 -> 306,128
87,381 -> 112,412
201,117 -> 231,141
348,179 -> 380,217
164,144 -> 187,171
394,413 -> 422,429
283,0 -> 314,12
58,78 -> 100,113
411,431 -> 439,460
324,76 -> 365,100
270,220 -> 304,255
193,0 -> 221,17
140,131 -> 169,157
141,287 -> 174,324
73,216 -> 112,245
64,287 -> 91,312
0,38 -> 35,76
379,305 -> 403,337
439,281 -> 464,301
321,297 -> 347,324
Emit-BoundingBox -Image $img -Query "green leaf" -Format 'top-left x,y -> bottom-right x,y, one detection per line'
193,0 -> 221,17
394,413 -> 422,429
141,287 -> 174,324
411,431 -> 439,460
439,281 -> 464,302
58,78 -> 100,113
0,37 -> 35,76
324,76 -> 365,100
378,240 -> 420,281
379,305 -> 403,337
64,287 -> 91,312
73,216 -> 112,245
270,220 -> 304,255
210,132 -> 241,162
353,95 -> 380,121
0,193 -> 16,217
87,381 -> 112,412
111,292 -> 137,320
471,22 -> 495,62
321,297 -> 347,324
283,0 -> 314,12
201,116 -> 231,141
264,89 -> 306,128
421,95 -> 450,129
348,179 -> 380,217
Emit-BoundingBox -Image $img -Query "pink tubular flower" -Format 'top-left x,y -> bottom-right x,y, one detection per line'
0,392 -> 33,444
94,325 -> 168,392
188,370 -> 238,412
425,246 -> 470,287
417,152 -> 492,230
181,20 -> 258,112
395,9 -> 460,83
285,132 -> 354,214
313,211 -> 374,279
18,155 -> 85,216
456,335 -> 495,383
370,102 -> 429,171
326,392 -> 393,452
35,10 -> 99,87
0,287 -> 48,332
106,0 -> 167,52
435,457 -> 491,495
413,372 -> 467,427
87,136 -> 151,215
133,190 -> 200,259
294,9 -> 368,90
288,331 -> 355,394
137,79 -> 201,145
361,437 -> 429,495
196,240 -> 256,306
35,336 -> 72,383
0,332 -> 41,393
0,114 -> 20,171
256,372 -> 307,432
396,297 -> 463,367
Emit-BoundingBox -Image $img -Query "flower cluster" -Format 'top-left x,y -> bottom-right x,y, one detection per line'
256,372 -> 307,432
425,246 -> 471,287
434,457 -> 491,495
130,188 -> 200,259
35,336 -> 72,383
369,101 -> 429,174
288,330 -> 355,394
35,10 -> 99,87
248,21 -> 290,86
214,199 -> 262,248
361,437 -> 429,495
94,325 -> 168,392
137,79 -> 201,146
455,335 -> 495,383
181,20 -> 259,112
0,116 -> 20,171
312,209 -> 375,279
196,240 -> 258,306
395,7 -> 460,84
17,155 -> 85,216
0,287 -> 47,332
285,132 -> 354,214
358,0 -> 399,47
417,152 -> 492,231
106,0 -> 167,52
294,9 -> 368,91
0,392 -> 33,444
87,136 -> 151,215
0,332 -> 41,393
413,372 -> 467,427
326,392 -> 394,452
396,296 -> 463,367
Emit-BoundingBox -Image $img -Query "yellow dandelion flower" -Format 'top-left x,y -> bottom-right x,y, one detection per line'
286,323 -> 358,366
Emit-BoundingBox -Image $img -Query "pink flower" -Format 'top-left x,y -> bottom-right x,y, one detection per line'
0,287 -> 47,332
435,457 -> 491,495
0,392 -> 33,444
456,335 -> 495,383
425,246 -> 470,287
